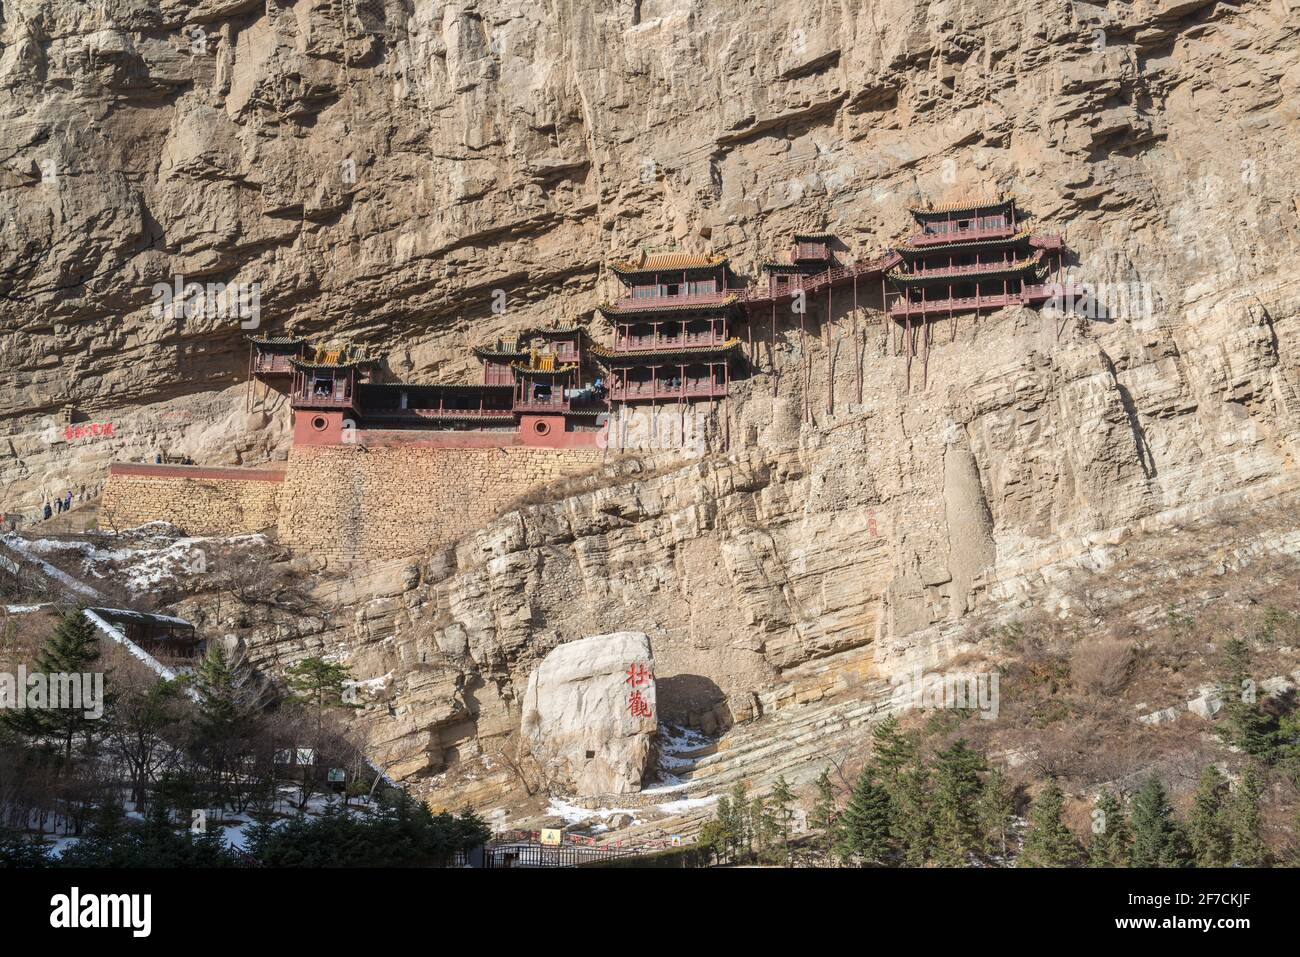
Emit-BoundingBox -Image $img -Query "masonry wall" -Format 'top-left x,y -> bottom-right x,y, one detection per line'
101,464 -> 285,535
275,445 -> 603,561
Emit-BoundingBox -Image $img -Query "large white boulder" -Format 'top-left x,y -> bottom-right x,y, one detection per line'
521,632 -> 656,796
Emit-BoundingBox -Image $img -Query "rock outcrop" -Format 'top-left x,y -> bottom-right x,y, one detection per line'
520,631 -> 656,796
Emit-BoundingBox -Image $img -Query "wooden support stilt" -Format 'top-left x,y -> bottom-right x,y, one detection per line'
770,301 -> 778,398
904,313 -> 913,394
799,300 -> 808,423
825,284 -> 833,416
853,274 -> 862,406
922,317 -> 931,391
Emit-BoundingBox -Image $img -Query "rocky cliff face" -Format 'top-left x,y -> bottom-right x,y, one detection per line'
5,0 -> 1300,813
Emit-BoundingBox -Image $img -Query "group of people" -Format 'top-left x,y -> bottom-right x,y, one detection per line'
41,491 -> 75,521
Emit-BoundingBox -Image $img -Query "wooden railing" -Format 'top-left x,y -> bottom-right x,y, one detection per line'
613,291 -> 732,310
610,381 -> 727,401
895,256 -> 1032,280
615,331 -> 728,351
404,408 -> 514,419
293,391 -> 357,410
514,396 -> 570,413
888,292 -> 1024,316
908,224 -> 1017,245
738,252 -> 902,306
252,354 -> 294,374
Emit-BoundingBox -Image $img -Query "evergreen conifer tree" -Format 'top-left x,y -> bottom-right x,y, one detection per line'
1019,782 -> 1081,867
1188,766 -> 1232,867
768,775 -> 796,864
977,766 -> 1015,861
891,762 -> 933,866
1227,765 -> 1267,867
1130,774 -> 1191,867
834,765 -> 894,866
1,608 -> 106,759
932,739 -> 987,865
808,767 -> 839,854
1086,789 -> 1131,867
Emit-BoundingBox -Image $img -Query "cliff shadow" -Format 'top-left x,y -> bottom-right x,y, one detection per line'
657,673 -> 730,733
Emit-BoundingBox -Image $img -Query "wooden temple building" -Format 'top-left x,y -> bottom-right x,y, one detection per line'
248,329 -> 608,448
881,195 -> 1070,388
883,196 -> 1065,321
591,252 -> 744,411
247,196 -> 1074,446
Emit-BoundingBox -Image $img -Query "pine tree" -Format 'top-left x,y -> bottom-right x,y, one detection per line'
1019,782 -> 1081,867
1130,774 -> 1191,868
1227,765 -> 1267,867
768,775 -> 796,864
1188,766 -> 1232,867
870,715 -> 915,790
977,766 -> 1015,861
891,762 -> 933,866
1217,639 -> 1279,761
1,608 -> 106,760
931,739 -> 987,865
285,656 -> 356,730
1087,790 -> 1131,867
808,768 -> 839,854
188,642 -> 257,809
750,796 -> 778,863
725,781 -> 750,860
834,765 -> 894,865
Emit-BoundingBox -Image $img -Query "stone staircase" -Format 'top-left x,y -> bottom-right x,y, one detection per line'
22,499 -> 100,536
576,685 -> 893,848
670,685 -> 891,795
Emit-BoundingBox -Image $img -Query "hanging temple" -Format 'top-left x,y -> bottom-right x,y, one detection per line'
247,197 -> 1078,451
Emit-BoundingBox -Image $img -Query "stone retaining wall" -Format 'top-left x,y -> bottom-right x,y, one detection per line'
275,445 -> 603,561
101,464 -> 285,535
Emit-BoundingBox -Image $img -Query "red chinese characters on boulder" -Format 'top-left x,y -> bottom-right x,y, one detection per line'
625,662 -> 653,719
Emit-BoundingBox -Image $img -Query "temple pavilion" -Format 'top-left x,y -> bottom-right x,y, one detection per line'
756,233 -> 840,297
883,196 -> 1065,321
592,252 -> 744,408
249,325 -> 608,448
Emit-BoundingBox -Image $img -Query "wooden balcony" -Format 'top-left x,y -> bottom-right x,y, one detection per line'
894,258 -> 1026,280
293,390 -> 359,410
609,381 -> 728,402
612,291 -> 731,311
738,252 -> 902,305
405,408 -> 515,420
514,396 -> 571,413
253,354 -> 294,375
907,224 -> 1017,246
889,292 -> 1025,317
613,331 -> 729,352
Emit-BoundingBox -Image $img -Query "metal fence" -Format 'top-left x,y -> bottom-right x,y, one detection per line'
482,841 -> 636,869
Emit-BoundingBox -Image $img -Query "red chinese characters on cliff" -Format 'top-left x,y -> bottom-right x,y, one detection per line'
64,423 -> 114,441
625,662 -> 653,719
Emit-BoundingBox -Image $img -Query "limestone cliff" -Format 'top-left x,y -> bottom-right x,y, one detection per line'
4,0 -> 1300,818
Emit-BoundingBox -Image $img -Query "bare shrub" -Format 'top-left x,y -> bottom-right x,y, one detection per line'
1070,639 -> 1136,694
